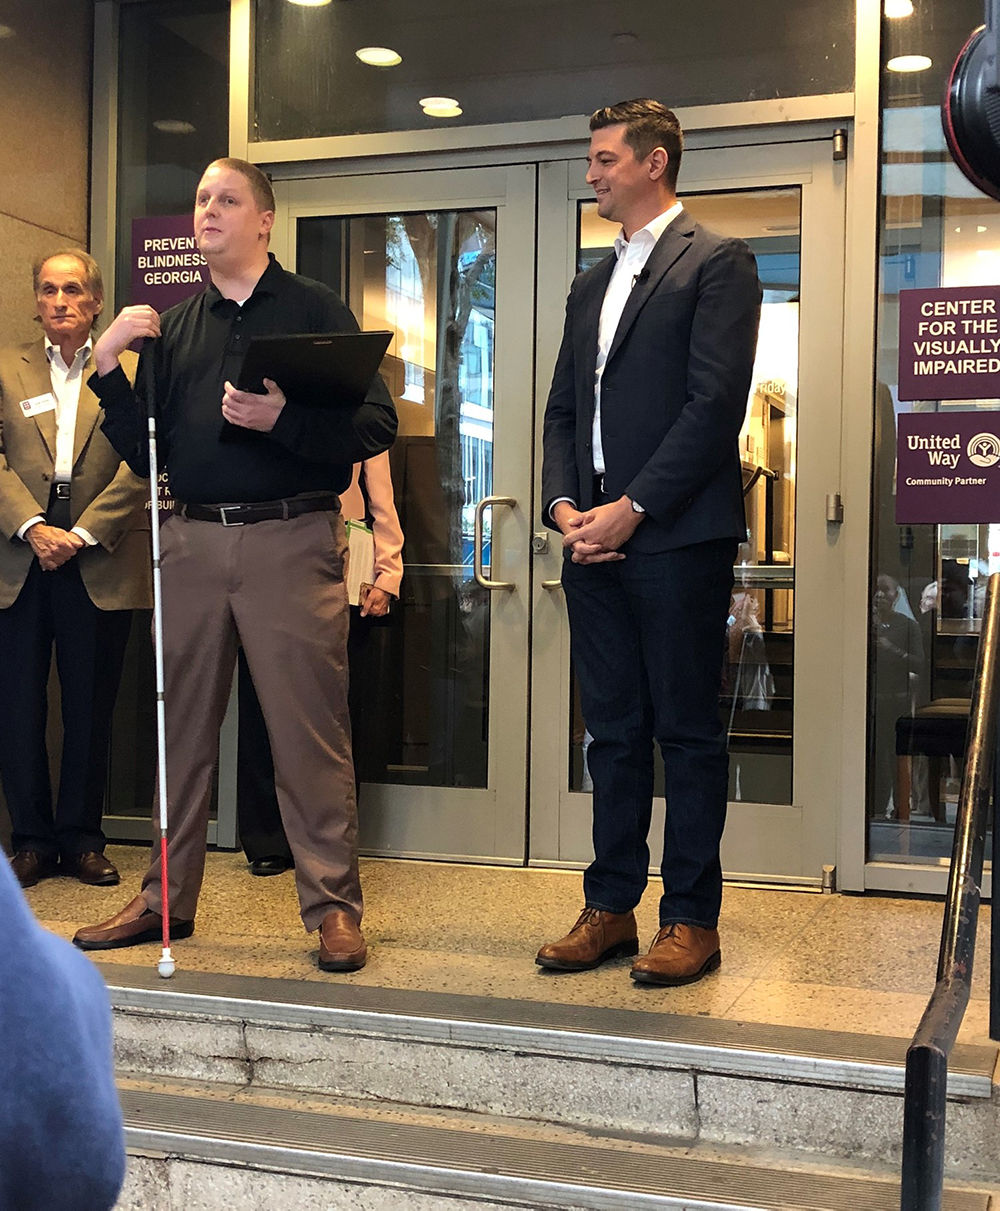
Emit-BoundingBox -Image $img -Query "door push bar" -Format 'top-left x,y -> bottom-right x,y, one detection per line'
473,496 -> 517,590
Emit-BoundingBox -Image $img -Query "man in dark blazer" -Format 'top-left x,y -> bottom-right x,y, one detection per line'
537,99 -> 761,986
0,250 -> 150,888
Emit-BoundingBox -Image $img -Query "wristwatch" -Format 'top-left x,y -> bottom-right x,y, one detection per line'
628,497 -> 646,515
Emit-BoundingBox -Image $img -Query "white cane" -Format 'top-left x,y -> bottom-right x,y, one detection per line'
147,409 -> 175,979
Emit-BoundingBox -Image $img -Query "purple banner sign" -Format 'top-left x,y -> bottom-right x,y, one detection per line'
130,214 -> 208,311
898,285 -> 1000,402
896,412 -> 1000,523
130,215 -> 204,501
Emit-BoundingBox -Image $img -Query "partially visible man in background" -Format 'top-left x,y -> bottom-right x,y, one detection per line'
0,250 -> 150,888
236,449 -> 405,875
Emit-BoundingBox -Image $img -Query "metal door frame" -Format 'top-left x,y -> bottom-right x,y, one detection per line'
529,136 -> 851,887
271,165 -> 536,862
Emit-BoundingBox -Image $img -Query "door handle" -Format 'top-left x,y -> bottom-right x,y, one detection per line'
533,530 -> 562,590
473,496 -> 516,590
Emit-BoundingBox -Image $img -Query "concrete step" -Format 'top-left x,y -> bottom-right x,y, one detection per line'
115,1076 -> 995,1210
99,961 -> 1000,1189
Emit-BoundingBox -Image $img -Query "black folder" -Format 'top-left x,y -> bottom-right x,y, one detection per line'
235,330 -> 393,406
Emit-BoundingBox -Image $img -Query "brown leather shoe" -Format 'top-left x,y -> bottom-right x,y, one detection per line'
535,908 -> 639,971
10,851 -> 59,888
318,908 -> 367,972
72,894 -> 194,951
62,852 -> 120,886
630,923 -> 721,986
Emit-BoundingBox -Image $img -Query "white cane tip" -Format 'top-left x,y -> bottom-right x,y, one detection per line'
157,956 -> 176,979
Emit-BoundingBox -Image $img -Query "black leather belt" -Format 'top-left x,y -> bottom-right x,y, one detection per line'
176,494 -> 339,526
47,482 -> 72,528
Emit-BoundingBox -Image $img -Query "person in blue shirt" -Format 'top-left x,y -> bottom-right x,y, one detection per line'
0,856 -> 125,1209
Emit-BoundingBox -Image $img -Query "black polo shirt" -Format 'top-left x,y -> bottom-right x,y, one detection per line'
91,255 -> 396,504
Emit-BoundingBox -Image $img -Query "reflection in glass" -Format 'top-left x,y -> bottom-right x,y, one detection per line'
869,0 -> 999,865
115,0 -> 230,310
298,210 -> 497,789
105,0 -> 229,838
252,0 -> 855,142
571,191 -> 801,804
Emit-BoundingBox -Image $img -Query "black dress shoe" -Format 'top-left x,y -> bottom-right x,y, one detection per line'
63,852 -> 120,886
10,851 -> 59,888
248,856 -> 293,877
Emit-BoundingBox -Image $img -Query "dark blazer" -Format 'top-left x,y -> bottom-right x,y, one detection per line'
541,209 -> 762,553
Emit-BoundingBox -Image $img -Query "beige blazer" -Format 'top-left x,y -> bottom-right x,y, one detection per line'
0,340 -> 152,610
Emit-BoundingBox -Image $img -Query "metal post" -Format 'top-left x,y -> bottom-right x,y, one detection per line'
901,574 -> 1000,1207
987,712 -> 992,1046
902,1045 -> 947,1211
764,472 -> 775,632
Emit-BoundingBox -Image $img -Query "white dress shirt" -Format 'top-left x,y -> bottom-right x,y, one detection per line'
17,338 -> 97,545
592,201 -> 683,474
48,337 -> 92,484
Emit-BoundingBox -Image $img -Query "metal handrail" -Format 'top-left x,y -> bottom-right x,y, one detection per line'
901,572 -> 1000,1211
742,464 -> 780,628
741,463 -> 778,497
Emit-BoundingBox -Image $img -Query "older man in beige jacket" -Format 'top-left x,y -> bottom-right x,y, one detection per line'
0,250 -> 150,888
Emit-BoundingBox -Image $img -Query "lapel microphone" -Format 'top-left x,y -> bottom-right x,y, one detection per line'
631,267 -> 650,289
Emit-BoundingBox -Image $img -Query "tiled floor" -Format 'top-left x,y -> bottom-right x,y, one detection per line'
23,844 -> 997,1049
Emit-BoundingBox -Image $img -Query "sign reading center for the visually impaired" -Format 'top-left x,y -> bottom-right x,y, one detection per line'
896,412 -> 1000,522
897,285 -> 1000,402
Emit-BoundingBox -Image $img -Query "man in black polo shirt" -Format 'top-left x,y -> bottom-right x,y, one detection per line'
73,158 -> 396,972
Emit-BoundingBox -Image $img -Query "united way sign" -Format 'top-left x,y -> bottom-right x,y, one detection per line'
897,285 -> 1000,402
896,412 -> 1000,523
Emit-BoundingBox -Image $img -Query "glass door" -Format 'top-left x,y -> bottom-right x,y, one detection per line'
271,165 -> 536,862
272,136 -> 851,884
530,138 -> 849,885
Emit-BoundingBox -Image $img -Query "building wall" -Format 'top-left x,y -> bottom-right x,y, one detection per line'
0,1 -> 93,849
0,1 -> 93,346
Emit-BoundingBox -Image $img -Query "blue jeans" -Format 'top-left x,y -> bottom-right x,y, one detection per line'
562,538 -> 736,929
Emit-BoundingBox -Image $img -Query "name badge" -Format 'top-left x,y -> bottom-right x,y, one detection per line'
19,392 -> 57,418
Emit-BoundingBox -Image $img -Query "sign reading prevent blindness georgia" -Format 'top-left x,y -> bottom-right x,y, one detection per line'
897,285 -> 1000,402
130,214 -> 209,312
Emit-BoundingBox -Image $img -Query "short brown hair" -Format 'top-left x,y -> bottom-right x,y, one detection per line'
589,99 -> 684,191
206,157 -> 276,213
32,248 -> 104,299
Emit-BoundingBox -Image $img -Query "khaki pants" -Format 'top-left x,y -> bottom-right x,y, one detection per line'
140,508 -> 360,932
